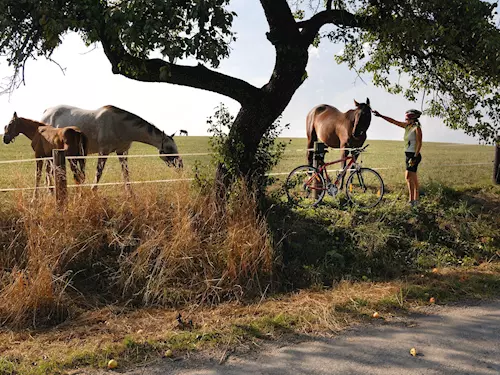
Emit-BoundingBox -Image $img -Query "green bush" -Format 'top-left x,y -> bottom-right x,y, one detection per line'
268,183 -> 500,289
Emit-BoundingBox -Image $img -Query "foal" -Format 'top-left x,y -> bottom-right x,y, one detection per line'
3,112 -> 88,198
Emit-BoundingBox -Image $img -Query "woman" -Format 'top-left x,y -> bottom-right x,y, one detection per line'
372,109 -> 423,207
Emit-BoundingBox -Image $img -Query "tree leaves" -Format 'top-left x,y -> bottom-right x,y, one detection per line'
331,0 -> 500,143
0,0 -> 499,144
0,0 -> 235,93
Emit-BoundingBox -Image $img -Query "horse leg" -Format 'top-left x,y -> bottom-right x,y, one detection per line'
91,153 -> 108,192
32,160 -> 43,202
69,159 -> 80,184
307,136 -> 315,167
340,142 -> 349,190
117,151 -> 132,194
306,115 -> 317,166
78,157 -> 86,184
46,160 -> 54,195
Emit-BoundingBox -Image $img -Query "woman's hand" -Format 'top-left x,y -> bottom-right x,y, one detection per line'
372,110 -> 381,117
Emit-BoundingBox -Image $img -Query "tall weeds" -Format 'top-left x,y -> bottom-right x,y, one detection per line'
0,180 -> 274,328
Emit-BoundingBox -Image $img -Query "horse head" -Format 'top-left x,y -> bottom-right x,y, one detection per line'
160,132 -> 183,169
352,98 -> 372,140
3,112 -> 20,144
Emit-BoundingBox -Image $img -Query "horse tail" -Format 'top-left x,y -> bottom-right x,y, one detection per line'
77,132 -> 88,180
66,128 -> 88,183
306,107 -> 321,166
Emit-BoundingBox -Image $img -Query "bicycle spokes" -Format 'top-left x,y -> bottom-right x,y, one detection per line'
285,166 -> 326,208
345,168 -> 384,208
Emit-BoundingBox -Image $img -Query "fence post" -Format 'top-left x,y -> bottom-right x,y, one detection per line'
494,144 -> 500,185
312,142 -> 325,199
53,149 -> 67,204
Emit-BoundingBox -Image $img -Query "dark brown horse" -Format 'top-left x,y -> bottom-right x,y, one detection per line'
3,112 -> 88,199
306,99 -> 372,166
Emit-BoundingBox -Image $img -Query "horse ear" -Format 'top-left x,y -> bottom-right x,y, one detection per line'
13,112 -> 18,119
354,99 -> 360,107
366,98 -> 370,106
170,133 -> 175,138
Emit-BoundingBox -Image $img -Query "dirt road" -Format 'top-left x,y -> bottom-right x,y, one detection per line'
123,300 -> 500,375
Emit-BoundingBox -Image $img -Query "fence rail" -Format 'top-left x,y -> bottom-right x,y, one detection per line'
0,144 -> 494,194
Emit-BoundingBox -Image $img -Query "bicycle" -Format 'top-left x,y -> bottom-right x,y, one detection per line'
285,144 -> 384,208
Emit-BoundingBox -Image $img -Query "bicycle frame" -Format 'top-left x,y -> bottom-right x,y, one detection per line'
318,154 -> 358,186
301,154 -> 359,193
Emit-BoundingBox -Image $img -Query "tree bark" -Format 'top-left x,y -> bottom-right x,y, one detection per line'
494,144 -> 500,185
221,43 -> 309,181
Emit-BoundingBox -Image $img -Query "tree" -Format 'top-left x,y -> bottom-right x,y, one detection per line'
1,0 -> 500,181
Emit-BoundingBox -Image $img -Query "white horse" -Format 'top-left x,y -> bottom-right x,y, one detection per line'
41,105 -> 182,190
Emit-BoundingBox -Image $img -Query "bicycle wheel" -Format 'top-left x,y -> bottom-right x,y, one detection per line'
285,165 -> 326,208
345,168 -> 384,208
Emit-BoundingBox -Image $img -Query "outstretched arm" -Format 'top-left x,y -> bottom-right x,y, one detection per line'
414,127 -> 423,156
372,110 -> 407,128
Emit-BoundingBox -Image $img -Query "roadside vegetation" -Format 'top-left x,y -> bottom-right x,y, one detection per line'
0,133 -> 499,374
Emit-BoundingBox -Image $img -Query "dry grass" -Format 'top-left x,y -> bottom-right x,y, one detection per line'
0,178 -> 274,329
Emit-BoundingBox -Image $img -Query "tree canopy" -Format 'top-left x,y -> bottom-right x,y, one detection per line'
0,0 -> 499,158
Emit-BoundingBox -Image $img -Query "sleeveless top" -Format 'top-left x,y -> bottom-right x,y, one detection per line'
404,122 -> 421,153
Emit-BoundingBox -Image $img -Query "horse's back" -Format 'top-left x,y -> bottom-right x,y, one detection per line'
41,105 -> 111,153
307,105 -> 350,149
36,125 -> 65,153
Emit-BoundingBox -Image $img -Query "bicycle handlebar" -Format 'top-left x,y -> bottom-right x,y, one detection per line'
351,144 -> 369,153
314,144 -> 369,155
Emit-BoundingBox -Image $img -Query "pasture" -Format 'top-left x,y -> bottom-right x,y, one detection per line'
0,136 -> 495,195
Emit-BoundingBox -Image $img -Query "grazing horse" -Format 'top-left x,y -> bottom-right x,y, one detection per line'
41,105 -> 182,191
3,112 -> 88,198
306,99 -> 372,166
179,129 -> 188,136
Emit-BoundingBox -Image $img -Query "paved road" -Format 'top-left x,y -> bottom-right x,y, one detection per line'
125,301 -> 500,375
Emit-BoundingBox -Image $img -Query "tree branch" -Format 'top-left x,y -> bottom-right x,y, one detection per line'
259,0 -> 301,45
98,26 -> 260,106
297,9 -> 359,44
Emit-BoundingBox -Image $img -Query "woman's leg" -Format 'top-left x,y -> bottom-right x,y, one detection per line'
413,173 -> 420,201
405,170 -> 415,202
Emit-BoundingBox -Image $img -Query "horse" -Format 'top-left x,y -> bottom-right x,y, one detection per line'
40,105 -> 182,191
3,112 -> 88,199
306,99 -> 372,168
179,129 -> 188,136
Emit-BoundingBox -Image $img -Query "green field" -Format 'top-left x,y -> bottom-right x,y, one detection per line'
0,136 -> 495,193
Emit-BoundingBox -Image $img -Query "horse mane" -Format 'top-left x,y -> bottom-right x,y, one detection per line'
104,105 -> 172,139
19,117 -> 48,128
345,109 -> 357,122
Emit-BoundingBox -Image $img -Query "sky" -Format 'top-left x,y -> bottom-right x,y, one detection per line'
0,0 -> 481,145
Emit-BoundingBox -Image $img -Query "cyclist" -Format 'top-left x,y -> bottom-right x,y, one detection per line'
371,109 -> 423,207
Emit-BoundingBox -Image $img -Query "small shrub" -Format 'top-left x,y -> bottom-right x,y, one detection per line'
194,103 -> 290,196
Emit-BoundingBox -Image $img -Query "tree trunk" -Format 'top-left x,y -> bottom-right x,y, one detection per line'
218,44 -> 309,185
494,144 -> 500,185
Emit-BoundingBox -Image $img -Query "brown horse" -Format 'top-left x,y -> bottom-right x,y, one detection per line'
3,112 -> 88,198
306,99 -> 372,166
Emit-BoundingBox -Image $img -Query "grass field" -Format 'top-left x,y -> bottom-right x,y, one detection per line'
0,136 -> 496,193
